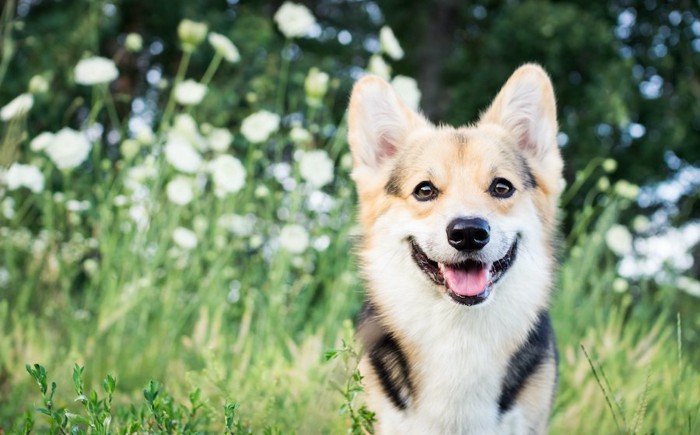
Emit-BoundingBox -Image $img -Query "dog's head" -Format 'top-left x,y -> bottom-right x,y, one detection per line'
348,65 -> 563,308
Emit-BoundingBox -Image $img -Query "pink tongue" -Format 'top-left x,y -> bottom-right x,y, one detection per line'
442,264 -> 489,297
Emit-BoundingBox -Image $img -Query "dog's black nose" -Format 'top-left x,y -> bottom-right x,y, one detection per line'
446,217 -> 490,251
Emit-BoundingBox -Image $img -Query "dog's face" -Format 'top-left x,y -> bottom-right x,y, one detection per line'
348,65 -> 563,308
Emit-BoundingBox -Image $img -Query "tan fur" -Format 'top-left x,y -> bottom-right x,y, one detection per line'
349,64 -> 563,434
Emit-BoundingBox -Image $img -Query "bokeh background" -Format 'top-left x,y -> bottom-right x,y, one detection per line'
1,0 -> 699,433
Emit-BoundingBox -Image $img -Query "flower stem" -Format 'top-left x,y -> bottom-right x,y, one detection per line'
560,157 -> 605,207
103,85 -> 122,132
87,85 -> 103,127
0,0 -> 16,89
159,50 -> 192,133
200,52 -> 223,87
275,39 -> 292,115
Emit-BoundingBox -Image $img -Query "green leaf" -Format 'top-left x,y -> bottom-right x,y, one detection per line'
103,374 -> 116,395
72,364 -> 84,396
143,380 -> 159,404
26,364 -> 48,395
323,350 -> 338,361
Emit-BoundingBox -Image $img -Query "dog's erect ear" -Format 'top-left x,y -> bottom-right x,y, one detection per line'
347,75 -> 427,178
479,64 -> 562,176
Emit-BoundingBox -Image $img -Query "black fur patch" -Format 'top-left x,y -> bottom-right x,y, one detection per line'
518,155 -> 538,189
498,310 -> 555,414
384,172 -> 402,196
358,302 -> 413,410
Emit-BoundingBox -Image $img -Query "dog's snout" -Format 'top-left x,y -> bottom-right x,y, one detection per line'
446,217 -> 490,251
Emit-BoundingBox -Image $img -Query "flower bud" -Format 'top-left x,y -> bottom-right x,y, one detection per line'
29,75 -> 49,94
304,67 -> 329,105
602,158 -> 617,173
125,33 -> 143,52
120,139 -> 140,160
178,19 -> 208,52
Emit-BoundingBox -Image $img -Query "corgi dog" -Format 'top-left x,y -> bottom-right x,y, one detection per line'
347,64 -> 563,434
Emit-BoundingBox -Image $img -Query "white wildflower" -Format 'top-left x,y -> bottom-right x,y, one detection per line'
5,163 -> 45,193
193,216 -> 208,234
173,227 -> 198,250
367,55 -> 391,80
208,32 -> 240,63
379,26 -> 404,60
74,57 -> 119,86
612,277 -> 629,293
164,135 -> 202,173
2,197 -> 15,219
1,93 -> 34,121
676,276 -> 700,297
227,281 -> 241,303
0,267 -> 9,287
113,195 -> 128,207
66,199 -> 90,212
605,224 -> 633,256
279,224 -> 309,254
128,203 -> 149,230
208,154 -> 246,196
207,127 -> 233,152
125,33 -> 143,52
217,213 -> 255,236
173,113 -> 198,134
308,190 -> 335,213
174,79 -> 207,106
240,110 -> 280,143
290,126 -> 311,145
254,185 -> 270,198
391,75 -> 421,110
313,235 -> 331,252
125,162 -> 157,190
172,114 -> 206,151
135,125 -> 155,145
166,176 -> 195,205
45,127 -> 92,170
29,132 -> 55,152
274,2 -> 316,38
299,150 -> 334,188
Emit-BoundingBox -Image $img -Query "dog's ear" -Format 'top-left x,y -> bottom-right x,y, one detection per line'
347,75 -> 427,179
479,64 -> 562,181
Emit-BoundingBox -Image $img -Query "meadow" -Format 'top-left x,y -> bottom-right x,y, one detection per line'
1,2 -> 699,433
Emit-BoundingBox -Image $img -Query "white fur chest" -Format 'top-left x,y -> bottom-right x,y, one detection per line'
363,249 -> 547,434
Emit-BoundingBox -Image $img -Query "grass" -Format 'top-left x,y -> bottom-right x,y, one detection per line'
1,7 -> 699,434
4,188 -> 699,434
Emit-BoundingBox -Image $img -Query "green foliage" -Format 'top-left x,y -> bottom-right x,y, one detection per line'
23,363 -> 252,434
1,1 -> 699,433
325,339 -> 376,434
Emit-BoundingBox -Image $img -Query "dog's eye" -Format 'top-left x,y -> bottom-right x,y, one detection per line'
413,181 -> 438,201
489,178 -> 515,198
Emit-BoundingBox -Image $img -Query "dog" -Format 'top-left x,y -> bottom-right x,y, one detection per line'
347,64 -> 563,434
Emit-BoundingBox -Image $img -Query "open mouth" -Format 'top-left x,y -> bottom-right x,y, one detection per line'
409,237 -> 519,306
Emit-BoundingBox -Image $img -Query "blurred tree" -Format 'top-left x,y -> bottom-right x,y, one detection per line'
2,0 -> 699,225
382,0 -> 700,226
